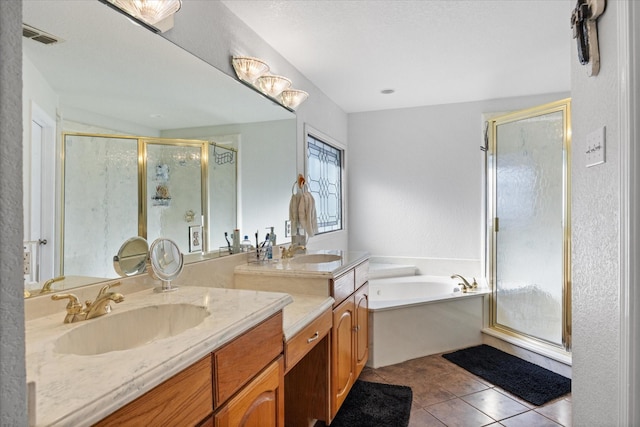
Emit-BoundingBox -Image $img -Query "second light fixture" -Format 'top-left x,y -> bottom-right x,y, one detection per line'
231,55 -> 308,110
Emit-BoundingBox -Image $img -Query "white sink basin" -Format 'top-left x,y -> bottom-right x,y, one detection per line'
54,304 -> 209,356
290,253 -> 342,264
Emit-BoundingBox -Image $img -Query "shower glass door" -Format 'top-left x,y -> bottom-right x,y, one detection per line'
488,99 -> 571,350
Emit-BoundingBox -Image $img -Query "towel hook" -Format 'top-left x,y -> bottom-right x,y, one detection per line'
292,174 -> 308,194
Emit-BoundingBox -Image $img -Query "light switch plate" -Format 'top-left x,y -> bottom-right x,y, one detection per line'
586,126 -> 606,167
285,220 -> 292,238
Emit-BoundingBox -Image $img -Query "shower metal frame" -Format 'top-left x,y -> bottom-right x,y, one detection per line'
486,98 -> 572,352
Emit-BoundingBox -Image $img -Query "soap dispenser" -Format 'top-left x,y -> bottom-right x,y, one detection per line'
270,226 -> 281,260
268,226 -> 276,246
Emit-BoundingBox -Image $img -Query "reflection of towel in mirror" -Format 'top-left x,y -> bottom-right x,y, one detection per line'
298,191 -> 318,237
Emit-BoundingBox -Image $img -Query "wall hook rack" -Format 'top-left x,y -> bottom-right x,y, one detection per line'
570,0 -> 606,76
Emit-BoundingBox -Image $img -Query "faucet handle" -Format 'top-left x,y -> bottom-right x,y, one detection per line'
51,293 -> 83,314
97,281 -> 121,297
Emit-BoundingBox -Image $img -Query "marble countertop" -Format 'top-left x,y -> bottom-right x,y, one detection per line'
26,286 -> 293,427
282,293 -> 334,341
235,250 -> 369,278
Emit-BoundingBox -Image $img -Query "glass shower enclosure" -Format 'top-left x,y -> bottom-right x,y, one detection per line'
487,99 -> 572,351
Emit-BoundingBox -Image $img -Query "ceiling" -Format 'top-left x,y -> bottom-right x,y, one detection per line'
221,0 -> 573,113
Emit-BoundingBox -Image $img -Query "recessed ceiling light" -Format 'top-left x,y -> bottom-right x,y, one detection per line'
381,89 -> 395,95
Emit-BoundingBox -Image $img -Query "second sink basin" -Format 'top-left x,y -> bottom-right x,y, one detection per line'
54,303 -> 210,356
289,253 -> 342,264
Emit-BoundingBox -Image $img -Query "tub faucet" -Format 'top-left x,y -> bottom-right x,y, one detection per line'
451,274 -> 477,293
51,282 -> 124,323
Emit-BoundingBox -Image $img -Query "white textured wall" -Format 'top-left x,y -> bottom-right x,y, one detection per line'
570,2 -> 623,424
0,1 -> 27,424
348,93 -> 567,261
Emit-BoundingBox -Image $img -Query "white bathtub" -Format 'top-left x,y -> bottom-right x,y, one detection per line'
367,275 -> 489,368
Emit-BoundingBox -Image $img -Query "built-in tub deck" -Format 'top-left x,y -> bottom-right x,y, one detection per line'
367,274 -> 489,368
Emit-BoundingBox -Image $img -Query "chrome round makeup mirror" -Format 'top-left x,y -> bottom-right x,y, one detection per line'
113,236 -> 149,277
146,238 -> 184,293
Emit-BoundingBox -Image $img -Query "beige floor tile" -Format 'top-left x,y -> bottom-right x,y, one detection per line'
426,398 -> 496,427
535,398 -> 572,426
436,371 -> 490,397
409,407 -> 447,427
500,410 -> 562,427
358,368 -> 386,383
367,350 -> 572,427
462,388 -> 529,421
492,387 -> 537,409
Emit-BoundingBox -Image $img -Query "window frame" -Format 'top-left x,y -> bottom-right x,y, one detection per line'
304,124 -> 346,236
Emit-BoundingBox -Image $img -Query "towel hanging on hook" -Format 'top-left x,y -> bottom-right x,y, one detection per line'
289,174 -> 318,238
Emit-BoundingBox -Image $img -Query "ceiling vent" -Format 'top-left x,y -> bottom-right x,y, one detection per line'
22,24 -> 63,45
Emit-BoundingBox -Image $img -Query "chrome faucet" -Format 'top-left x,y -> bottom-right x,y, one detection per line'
51,282 -> 124,323
281,244 -> 306,259
451,274 -> 478,293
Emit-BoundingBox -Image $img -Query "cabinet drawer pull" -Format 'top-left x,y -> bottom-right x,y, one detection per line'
353,325 -> 360,332
307,331 -> 319,343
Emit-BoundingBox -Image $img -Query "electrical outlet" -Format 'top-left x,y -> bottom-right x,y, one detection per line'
285,220 -> 292,238
24,250 -> 31,275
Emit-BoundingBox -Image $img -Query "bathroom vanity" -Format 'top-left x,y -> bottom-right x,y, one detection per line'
234,250 -> 370,424
24,251 -> 368,426
25,287 -> 292,426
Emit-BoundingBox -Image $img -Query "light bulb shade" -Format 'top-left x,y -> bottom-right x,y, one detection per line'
232,56 -> 270,84
256,74 -> 292,98
280,89 -> 309,110
107,0 -> 182,25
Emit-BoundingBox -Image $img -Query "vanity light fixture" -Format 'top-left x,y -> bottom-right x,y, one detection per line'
231,55 -> 310,110
256,74 -> 292,98
280,89 -> 309,110
232,56 -> 270,84
101,0 -> 182,33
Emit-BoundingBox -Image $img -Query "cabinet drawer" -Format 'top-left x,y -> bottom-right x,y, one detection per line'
355,261 -> 369,289
95,356 -> 212,427
213,312 -> 283,407
331,270 -> 354,306
284,308 -> 332,373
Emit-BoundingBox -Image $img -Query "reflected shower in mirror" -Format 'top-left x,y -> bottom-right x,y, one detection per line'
23,0 -> 296,296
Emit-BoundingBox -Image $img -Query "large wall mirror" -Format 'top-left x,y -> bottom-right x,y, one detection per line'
22,0 -> 296,296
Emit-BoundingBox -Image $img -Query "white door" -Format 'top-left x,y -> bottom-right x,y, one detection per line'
29,103 -> 56,282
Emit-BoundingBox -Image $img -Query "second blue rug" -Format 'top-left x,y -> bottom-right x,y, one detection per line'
442,344 -> 571,406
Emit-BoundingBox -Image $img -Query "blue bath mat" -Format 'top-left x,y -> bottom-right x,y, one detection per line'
331,380 -> 412,427
442,344 -> 571,406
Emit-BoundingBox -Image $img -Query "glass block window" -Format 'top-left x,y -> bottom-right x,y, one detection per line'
307,133 -> 343,234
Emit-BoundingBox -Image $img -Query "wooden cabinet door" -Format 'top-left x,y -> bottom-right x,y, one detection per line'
354,283 -> 369,378
214,358 -> 284,427
331,296 -> 355,419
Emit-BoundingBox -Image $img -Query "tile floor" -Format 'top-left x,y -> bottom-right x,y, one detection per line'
359,352 -> 571,427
